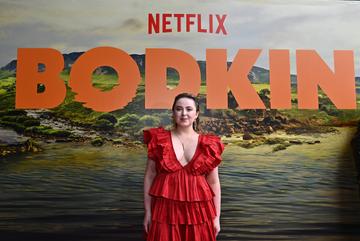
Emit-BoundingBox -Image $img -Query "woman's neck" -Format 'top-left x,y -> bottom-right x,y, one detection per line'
173,126 -> 197,136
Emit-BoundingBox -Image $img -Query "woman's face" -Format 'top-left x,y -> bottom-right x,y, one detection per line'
173,97 -> 199,129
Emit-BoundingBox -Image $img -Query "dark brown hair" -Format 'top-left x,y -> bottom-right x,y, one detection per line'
171,93 -> 200,131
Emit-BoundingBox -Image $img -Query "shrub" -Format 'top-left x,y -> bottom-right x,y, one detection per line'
24,126 -> 71,137
117,113 -> 140,129
98,113 -> 117,125
92,119 -> 114,131
0,121 -> 26,133
139,115 -> 161,127
24,119 -> 41,127
157,112 -> 172,126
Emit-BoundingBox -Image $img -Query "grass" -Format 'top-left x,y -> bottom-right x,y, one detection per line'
253,83 -> 270,92
0,76 -> 15,96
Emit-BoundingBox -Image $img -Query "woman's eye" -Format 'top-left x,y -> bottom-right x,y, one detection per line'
175,107 -> 193,111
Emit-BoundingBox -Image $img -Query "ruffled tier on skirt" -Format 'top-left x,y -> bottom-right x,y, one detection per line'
145,219 -> 216,241
151,196 -> 217,224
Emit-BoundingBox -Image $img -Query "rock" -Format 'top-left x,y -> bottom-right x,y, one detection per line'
39,112 -> 53,119
306,140 -> 320,144
112,139 -> 124,145
263,116 -> 272,125
289,140 -> 302,144
0,135 -> 42,157
272,143 -> 291,152
275,115 -> 288,124
270,119 -> 282,127
91,137 -> 104,147
266,126 -> 274,133
55,139 -> 72,143
265,138 -> 284,145
249,119 -> 259,125
243,132 -> 253,140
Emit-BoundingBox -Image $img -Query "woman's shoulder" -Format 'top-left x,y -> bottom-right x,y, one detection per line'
143,126 -> 168,144
201,132 -> 225,153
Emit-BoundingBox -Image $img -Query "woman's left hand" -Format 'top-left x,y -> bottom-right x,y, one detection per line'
213,216 -> 221,237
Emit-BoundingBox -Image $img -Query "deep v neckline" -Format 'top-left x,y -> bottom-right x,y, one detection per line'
169,130 -> 201,168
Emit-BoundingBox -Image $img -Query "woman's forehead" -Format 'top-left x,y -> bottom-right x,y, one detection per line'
175,98 -> 196,107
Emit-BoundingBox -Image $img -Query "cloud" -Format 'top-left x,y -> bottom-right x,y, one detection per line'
0,30 -> 7,40
92,18 -> 145,36
121,18 -> 144,31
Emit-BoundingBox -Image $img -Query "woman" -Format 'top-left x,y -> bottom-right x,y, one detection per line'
143,93 -> 225,241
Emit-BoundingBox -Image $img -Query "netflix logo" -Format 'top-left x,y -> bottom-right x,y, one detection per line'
148,13 -> 228,35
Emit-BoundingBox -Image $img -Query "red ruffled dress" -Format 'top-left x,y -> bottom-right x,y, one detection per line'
143,126 -> 225,241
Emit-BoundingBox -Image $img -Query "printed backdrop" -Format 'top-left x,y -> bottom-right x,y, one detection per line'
0,0 -> 360,240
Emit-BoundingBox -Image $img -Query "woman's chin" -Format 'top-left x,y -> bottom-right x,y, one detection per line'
177,122 -> 192,128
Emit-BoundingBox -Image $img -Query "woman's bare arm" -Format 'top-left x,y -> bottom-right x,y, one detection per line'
206,166 -> 221,236
206,166 -> 221,218
144,158 -> 157,214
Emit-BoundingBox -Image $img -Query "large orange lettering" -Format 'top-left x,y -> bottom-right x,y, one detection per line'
206,49 -> 265,109
296,50 -> 356,109
69,47 -> 140,112
15,47 -> 357,111
269,49 -> 291,109
16,48 -> 66,108
145,48 -> 201,109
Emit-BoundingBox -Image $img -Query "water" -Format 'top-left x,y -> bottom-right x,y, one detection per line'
0,128 -> 360,240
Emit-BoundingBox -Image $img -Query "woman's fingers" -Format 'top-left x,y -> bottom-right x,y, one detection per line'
143,218 -> 151,233
144,223 -> 148,233
215,227 -> 221,237
213,222 -> 220,237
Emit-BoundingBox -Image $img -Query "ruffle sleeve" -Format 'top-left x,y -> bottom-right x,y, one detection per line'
143,127 -> 161,162
143,126 -> 181,172
191,134 -> 225,175
207,134 -> 225,169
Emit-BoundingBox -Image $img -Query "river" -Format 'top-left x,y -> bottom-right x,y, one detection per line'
0,128 -> 360,240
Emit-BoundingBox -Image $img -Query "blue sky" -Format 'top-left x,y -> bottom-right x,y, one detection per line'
1,0 -> 360,74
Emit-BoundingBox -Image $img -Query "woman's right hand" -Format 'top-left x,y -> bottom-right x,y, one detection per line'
143,212 -> 152,234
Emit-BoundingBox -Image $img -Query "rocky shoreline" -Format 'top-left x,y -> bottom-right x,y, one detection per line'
0,108 -> 346,158
0,128 -> 41,157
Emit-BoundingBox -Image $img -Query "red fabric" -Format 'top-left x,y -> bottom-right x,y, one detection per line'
143,126 -> 225,241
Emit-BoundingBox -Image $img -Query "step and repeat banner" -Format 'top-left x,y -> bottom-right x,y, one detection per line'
0,0 -> 360,240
